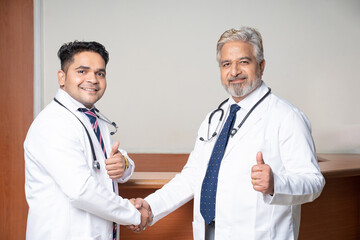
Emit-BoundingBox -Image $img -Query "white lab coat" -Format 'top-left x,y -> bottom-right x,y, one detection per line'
145,82 -> 325,240
24,89 -> 141,240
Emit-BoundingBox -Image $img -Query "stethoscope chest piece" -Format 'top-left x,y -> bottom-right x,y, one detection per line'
230,128 -> 238,137
93,160 -> 100,170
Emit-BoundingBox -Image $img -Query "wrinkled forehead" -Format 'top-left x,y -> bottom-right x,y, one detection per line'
220,41 -> 256,59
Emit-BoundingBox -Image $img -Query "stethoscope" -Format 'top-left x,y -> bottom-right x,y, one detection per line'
54,98 -> 118,170
199,87 -> 271,142
93,108 -> 118,136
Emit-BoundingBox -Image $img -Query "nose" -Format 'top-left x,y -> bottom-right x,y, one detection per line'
86,72 -> 99,84
230,62 -> 241,77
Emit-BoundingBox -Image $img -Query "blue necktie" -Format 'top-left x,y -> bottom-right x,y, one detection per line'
78,108 -> 117,239
200,104 -> 240,224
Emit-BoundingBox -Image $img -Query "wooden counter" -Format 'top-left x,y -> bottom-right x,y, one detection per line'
119,154 -> 360,240
317,153 -> 360,178
300,154 -> 360,240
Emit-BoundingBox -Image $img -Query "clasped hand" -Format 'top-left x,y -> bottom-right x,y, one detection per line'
128,198 -> 153,233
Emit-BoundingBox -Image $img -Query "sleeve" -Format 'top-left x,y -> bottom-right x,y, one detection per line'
24,115 -> 141,225
116,149 -> 135,183
144,154 -> 196,225
263,109 -> 325,205
144,119 -> 208,225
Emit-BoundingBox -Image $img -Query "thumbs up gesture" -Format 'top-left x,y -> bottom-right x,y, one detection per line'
251,152 -> 274,195
105,141 -> 126,179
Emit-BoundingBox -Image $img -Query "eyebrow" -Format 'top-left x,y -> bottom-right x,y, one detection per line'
239,56 -> 252,61
75,66 -> 90,70
220,56 -> 253,65
75,65 -> 106,73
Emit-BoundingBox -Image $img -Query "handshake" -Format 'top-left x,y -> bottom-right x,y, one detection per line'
128,198 -> 153,233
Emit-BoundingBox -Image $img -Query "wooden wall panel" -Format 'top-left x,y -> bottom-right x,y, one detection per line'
0,0 -> 33,239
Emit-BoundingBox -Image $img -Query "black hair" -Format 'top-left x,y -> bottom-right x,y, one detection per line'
57,41 -> 109,72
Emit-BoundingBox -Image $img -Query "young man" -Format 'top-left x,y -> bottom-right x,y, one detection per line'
24,41 -> 147,240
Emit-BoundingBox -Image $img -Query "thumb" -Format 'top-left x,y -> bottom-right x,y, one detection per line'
134,198 -> 143,209
110,141 -> 120,157
256,151 -> 265,165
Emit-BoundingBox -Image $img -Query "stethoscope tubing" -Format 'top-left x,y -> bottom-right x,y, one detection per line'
54,98 -> 117,170
93,108 -> 118,135
200,87 -> 271,142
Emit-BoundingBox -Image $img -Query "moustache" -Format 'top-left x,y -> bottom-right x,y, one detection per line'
227,75 -> 248,83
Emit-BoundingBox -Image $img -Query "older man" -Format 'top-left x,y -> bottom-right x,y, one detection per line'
132,27 -> 325,240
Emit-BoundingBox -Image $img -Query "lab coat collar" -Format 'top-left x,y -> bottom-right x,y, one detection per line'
55,88 -> 97,114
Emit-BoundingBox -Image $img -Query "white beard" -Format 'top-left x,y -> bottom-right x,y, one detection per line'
223,77 -> 262,98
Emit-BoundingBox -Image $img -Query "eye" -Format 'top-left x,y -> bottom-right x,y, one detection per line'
97,72 -> 106,77
240,60 -> 249,64
222,62 -> 230,68
77,70 -> 85,74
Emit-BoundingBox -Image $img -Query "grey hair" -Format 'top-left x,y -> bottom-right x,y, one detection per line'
216,27 -> 264,64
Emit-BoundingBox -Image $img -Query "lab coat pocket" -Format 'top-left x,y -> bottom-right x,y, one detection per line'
192,221 -> 205,240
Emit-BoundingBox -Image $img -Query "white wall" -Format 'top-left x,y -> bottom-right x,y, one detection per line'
39,0 -> 360,153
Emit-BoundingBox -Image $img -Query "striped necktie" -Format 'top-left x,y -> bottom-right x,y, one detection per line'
78,108 -> 117,240
78,108 -> 107,158
200,104 -> 240,225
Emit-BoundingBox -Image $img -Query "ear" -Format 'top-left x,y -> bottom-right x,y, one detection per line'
58,70 -> 65,88
260,59 -> 266,75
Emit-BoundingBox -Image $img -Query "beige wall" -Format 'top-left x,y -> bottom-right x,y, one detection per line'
39,0 -> 360,153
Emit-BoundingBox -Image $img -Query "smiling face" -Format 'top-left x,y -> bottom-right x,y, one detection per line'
58,51 -> 107,108
219,41 -> 265,102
